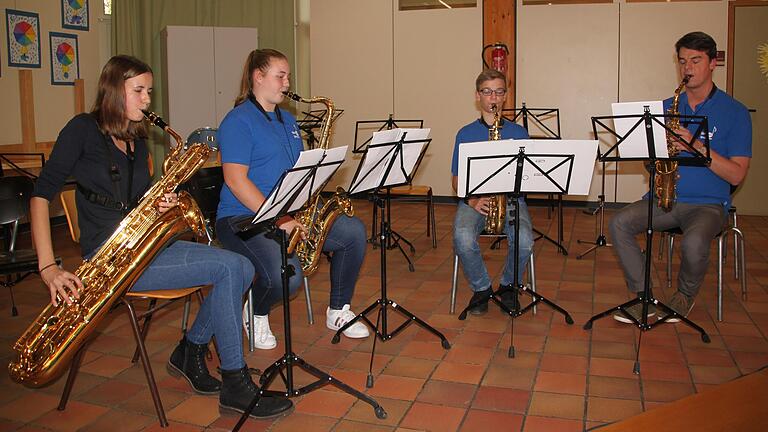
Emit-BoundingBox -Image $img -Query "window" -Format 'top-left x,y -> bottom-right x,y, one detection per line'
399,0 -> 476,11
104,0 -> 112,15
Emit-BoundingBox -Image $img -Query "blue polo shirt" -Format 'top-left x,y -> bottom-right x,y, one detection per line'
662,88 -> 751,208
216,99 -> 304,218
451,118 -> 529,176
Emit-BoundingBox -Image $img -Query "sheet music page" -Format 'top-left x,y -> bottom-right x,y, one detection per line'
253,148 -> 342,222
611,101 -> 669,159
525,140 -> 598,196
288,146 -> 348,212
349,128 -> 431,194
457,139 -> 518,198
457,139 -> 597,197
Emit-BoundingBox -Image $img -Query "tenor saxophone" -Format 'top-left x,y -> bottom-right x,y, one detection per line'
8,112 -> 210,387
283,91 -> 353,276
655,75 -> 690,211
484,104 -> 507,234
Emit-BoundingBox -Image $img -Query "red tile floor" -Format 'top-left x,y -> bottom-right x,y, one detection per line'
1,200 -> 767,431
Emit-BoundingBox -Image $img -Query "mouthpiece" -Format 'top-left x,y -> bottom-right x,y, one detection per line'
282,91 -> 301,102
682,75 -> 691,84
142,110 -> 169,130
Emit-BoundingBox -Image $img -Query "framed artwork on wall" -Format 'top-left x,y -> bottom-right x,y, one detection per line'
61,0 -> 89,31
49,32 -> 79,85
6,9 -> 42,68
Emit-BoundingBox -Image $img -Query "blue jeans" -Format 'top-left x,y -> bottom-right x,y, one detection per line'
216,214 -> 367,315
453,197 -> 534,292
125,241 -> 254,371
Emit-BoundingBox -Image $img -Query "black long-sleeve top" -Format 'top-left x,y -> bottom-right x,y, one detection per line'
33,113 -> 151,256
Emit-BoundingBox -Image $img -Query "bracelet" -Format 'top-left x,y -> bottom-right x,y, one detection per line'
39,262 -> 58,273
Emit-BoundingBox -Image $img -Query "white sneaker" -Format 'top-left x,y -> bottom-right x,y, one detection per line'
242,304 -> 277,350
326,305 -> 370,339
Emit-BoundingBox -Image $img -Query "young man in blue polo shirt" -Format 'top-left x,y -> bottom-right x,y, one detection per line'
451,69 -> 534,315
610,32 -> 752,323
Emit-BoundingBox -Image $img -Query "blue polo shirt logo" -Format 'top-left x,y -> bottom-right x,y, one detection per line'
292,125 -> 301,139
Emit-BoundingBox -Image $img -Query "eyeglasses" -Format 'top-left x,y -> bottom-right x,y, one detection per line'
479,88 -> 507,97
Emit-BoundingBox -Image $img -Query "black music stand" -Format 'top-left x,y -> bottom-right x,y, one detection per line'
354,115 -> 424,271
233,149 -> 386,431
333,129 -> 450,388
456,142 -> 574,357
503,103 -> 568,255
296,108 -> 344,150
576,141 -> 611,260
583,107 -> 712,374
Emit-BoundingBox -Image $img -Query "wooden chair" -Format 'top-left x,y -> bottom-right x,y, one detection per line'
371,185 -> 437,248
58,188 -> 211,427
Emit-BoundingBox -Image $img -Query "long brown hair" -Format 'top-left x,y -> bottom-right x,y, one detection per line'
233,49 -> 288,107
91,55 -> 152,141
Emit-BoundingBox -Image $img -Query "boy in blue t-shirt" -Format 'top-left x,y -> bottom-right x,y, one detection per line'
610,32 -> 752,323
451,69 -> 534,316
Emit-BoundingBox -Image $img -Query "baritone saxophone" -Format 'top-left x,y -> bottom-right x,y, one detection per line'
8,111 -> 210,387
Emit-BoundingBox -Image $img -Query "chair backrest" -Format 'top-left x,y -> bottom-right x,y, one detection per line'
0,176 -> 34,252
60,188 -> 80,243
184,166 -> 223,223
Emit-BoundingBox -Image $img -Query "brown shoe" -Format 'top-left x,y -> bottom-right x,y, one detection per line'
661,291 -> 695,323
613,302 -> 656,324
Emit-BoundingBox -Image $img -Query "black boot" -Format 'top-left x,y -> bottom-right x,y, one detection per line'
467,288 -> 491,315
167,337 -> 221,394
220,366 -> 294,419
498,284 -> 520,312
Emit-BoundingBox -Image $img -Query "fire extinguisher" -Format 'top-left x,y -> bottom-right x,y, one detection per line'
482,42 -> 509,74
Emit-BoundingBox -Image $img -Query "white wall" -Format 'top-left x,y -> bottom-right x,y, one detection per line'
517,0 -> 730,203
310,0 -> 481,196
310,1 -> 737,204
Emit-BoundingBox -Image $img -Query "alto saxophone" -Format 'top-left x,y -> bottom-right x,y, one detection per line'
655,75 -> 690,211
8,112 -> 210,387
283,91 -> 353,276
484,104 -> 507,234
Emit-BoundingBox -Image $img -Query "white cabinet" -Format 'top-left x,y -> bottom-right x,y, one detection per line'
161,25 -> 259,141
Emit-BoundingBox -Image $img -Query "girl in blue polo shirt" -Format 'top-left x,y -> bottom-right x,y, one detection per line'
215,49 -> 369,349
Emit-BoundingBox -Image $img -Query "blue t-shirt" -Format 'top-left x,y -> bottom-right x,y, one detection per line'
661,88 -> 751,208
216,99 -> 304,218
451,118 -> 530,177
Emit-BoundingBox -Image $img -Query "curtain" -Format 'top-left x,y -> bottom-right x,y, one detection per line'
112,0 -> 295,170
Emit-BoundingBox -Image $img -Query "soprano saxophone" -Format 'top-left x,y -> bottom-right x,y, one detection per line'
283,91 -> 353,276
8,111 -> 210,387
484,104 -> 507,234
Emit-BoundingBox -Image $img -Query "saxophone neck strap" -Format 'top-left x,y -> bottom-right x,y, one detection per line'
76,183 -> 129,211
248,93 -> 284,123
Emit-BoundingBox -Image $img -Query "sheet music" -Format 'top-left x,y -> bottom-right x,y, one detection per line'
349,128 -> 431,194
611,101 -> 669,159
288,146 -> 348,212
252,146 -> 347,223
457,139 -> 597,197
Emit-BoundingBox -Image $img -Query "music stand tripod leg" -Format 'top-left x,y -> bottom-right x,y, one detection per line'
583,144 -> 711,375
233,229 -> 387,431
577,159 -> 613,259
330,195 -> 450,387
